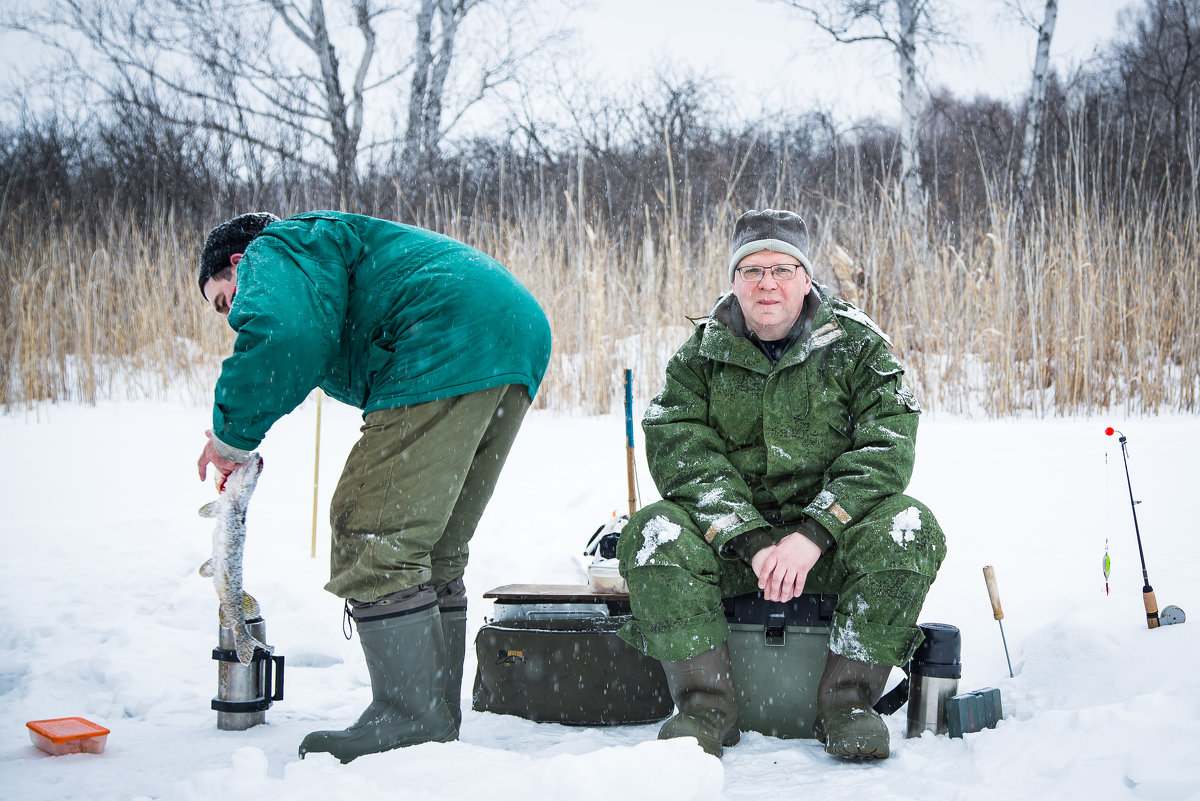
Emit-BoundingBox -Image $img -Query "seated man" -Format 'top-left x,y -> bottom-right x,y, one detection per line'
617,209 -> 945,759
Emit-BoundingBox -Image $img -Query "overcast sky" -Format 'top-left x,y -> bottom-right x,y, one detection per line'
1,0 -> 1136,138
559,0 -> 1132,125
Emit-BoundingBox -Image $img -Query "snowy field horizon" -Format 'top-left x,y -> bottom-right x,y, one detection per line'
2,391 -> 1198,801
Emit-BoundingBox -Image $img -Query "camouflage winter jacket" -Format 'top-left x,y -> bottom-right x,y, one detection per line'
642,284 -> 921,557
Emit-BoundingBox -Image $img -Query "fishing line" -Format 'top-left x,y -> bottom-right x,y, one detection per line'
1104,446 -> 1111,596
1103,539 -> 1111,596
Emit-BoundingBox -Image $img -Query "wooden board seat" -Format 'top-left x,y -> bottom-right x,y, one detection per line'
483,583 -> 630,603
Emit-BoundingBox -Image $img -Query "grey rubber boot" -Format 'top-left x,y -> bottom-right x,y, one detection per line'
657,642 -> 740,757
812,650 -> 892,759
298,604 -> 457,763
438,607 -> 467,732
435,578 -> 468,733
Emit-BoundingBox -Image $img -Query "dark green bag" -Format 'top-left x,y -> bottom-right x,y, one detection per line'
471,616 -> 673,725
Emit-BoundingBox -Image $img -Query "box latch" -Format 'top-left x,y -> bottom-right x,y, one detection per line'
765,611 -> 787,646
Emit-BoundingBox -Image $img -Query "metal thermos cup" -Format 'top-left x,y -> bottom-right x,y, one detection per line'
212,616 -> 285,731
906,622 -> 961,738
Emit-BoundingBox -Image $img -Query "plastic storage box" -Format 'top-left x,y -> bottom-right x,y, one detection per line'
26,717 -> 110,755
724,592 -> 836,739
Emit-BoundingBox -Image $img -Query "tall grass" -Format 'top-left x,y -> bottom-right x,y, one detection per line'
2,175 -> 1197,417
1,209 -> 235,407
826,171 -> 1200,417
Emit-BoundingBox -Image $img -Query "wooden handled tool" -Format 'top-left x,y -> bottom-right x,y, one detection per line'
983,566 -> 1014,678
983,565 -> 1004,620
624,369 -> 638,517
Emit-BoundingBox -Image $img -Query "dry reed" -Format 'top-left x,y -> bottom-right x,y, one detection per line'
2,180 -> 1196,418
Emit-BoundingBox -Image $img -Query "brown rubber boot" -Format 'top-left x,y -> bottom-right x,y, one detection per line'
658,642 -> 740,757
812,650 -> 892,759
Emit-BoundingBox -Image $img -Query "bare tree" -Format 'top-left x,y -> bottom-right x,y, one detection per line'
1110,0 -> 1200,174
1011,0 -> 1058,217
263,0 -> 378,204
4,0 -> 554,206
404,0 -> 470,187
772,0 -> 961,221
398,0 -> 566,192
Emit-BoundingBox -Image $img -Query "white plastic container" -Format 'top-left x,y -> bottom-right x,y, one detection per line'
27,717 -> 110,755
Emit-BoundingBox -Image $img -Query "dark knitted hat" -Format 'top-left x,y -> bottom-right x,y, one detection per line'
728,209 -> 814,280
197,212 -> 280,295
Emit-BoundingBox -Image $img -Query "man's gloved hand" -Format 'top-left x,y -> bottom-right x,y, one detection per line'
750,531 -> 823,602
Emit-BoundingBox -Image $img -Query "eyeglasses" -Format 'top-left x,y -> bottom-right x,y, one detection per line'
735,264 -> 802,282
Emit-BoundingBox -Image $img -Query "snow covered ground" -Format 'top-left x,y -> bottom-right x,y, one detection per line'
2,394 -> 1198,800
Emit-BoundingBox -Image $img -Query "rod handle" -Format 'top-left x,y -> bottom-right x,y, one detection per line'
626,446 -> 638,518
983,565 -> 1005,620
1144,586 -> 1160,629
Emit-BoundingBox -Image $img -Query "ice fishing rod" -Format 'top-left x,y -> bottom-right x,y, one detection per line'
1104,427 -> 1185,629
1105,427 -> 1158,627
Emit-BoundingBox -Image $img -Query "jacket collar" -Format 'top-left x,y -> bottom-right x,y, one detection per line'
698,283 -> 843,372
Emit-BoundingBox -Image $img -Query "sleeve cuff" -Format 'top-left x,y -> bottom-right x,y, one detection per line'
726,527 -> 777,562
797,517 -> 835,553
804,490 -> 853,544
212,435 -> 254,464
705,510 -> 770,557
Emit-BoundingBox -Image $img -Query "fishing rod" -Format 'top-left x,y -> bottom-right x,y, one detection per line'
1105,427 -> 1185,629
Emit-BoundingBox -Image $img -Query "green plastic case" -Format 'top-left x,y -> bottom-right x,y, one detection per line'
945,687 -> 1003,737
724,593 -> 836,739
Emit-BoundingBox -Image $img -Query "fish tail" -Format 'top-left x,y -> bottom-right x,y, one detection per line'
234,635 -> 258,666
233,625 -> 273,665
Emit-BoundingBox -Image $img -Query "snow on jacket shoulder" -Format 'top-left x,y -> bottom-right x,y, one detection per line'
212,212 -> 551,451
642,285 -> 920,554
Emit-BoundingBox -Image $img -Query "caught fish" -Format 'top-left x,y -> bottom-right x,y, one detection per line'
198,454 -> 272,665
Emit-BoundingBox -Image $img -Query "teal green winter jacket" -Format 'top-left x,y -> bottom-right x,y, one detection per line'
642,285 -> 921,556
212,211 -> 551,452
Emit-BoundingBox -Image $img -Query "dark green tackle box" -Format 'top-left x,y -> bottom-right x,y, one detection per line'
723,592 -> 836,739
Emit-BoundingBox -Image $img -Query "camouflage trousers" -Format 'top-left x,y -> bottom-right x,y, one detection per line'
324,384 -> 531,603
616,494 -> 945,666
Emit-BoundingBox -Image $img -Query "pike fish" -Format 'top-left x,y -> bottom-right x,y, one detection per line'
198,454 -> 272,665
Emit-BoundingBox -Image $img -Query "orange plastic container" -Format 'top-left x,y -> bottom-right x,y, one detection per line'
26,717 -> 110,755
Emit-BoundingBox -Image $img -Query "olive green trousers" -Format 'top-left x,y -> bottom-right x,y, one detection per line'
617,494 -> 945,667
324,384 -> 531,602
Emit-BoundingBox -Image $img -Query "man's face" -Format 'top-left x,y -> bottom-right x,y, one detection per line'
731,249 -> 812,341
203,264 -> 238,318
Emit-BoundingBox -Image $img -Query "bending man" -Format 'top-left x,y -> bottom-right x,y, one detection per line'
195,211 -> 551,762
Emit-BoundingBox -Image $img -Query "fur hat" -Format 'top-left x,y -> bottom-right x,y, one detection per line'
728,209 -> 814,280
197,212 -> 280,295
